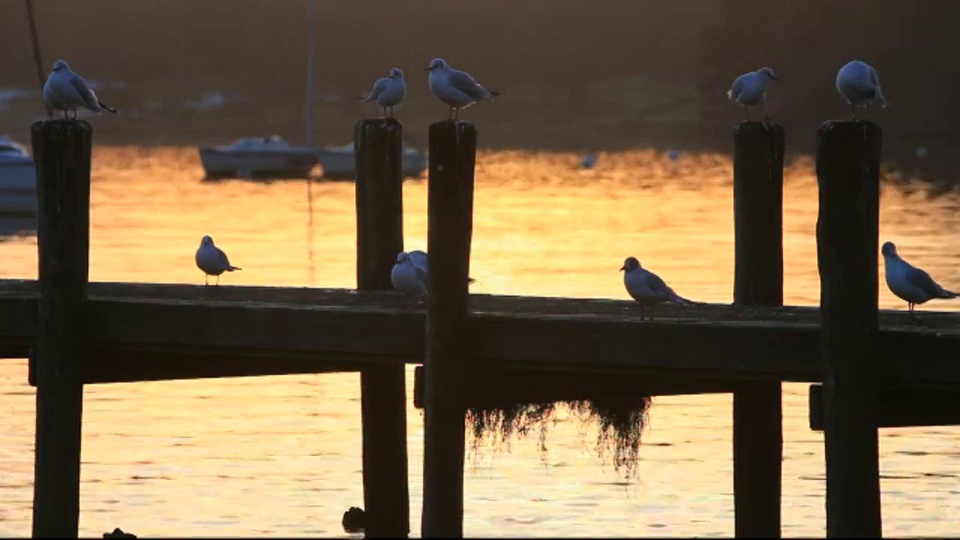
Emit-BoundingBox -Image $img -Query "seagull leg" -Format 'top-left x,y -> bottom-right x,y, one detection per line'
216,275 -> 220,286
448,107 -> 454,121
204,275 -> 209,287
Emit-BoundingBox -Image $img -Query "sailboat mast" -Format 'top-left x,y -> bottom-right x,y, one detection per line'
304,0 -> 315,146
24,0 -> 52,118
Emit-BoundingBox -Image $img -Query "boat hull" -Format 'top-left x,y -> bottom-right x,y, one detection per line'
315,148 -> 428,179
198,148 -> 318,180
0,162 -> 37,216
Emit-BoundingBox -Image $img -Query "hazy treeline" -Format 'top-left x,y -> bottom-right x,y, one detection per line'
3,0 -> 960,173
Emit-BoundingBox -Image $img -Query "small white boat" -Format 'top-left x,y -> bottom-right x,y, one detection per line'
315,143 -> 428,179
198,136 -> 318,180
0,136 -> 37,216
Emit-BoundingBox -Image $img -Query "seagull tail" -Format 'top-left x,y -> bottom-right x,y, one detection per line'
99,101 -> 117,114
726,89 -> 733,100
489,90 -> 502,99
672,294 -> 700,306
468,277 -> 478,285
358,94 -> 370,102
941,289 -> 958,299
227,265 -> 242,272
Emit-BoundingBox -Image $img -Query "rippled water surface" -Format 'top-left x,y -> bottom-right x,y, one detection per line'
1,147 -> 959,537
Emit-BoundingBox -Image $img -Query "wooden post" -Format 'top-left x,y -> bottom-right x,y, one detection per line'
354,118 -> 410,537
421,121 -> 476,538
816,120 -> 882,537
731,122 -> 784,538
31,119 -> 92,537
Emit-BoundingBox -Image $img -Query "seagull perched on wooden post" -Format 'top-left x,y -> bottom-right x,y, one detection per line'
425,57 -> 500,121
727,66 -> 779,122
42,60 -> 118,119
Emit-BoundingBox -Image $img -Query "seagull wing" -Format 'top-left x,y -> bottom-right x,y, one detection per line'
448,69 -> 496,100
215,247 -> 233,270
363,77 -> 389,101
645,270 -> 691,304
904,264 -> 954,299
727,74 -> 745,101
69,73 -> 102,111
415,264 -> 429,287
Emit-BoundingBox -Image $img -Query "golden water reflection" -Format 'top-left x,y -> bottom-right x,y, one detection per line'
0,147 -> 958,536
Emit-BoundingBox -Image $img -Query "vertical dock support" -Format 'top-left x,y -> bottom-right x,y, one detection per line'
31,119 -> 92,537
421,121 -> 476,538
354,118 -> 410,537
816,120 -> 882,537
731,122 -> 784,537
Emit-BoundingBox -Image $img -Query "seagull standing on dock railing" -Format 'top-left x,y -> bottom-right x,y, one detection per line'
620,256 -> 693,320
391,251 -> 428,296
195,235 -> 242,286
425,57 -> 500,121
359,67 -> 406,118
727,66 -> 779,122
881,241 -> 956,313
42,60 -> 118,120
836,60 -> 889,120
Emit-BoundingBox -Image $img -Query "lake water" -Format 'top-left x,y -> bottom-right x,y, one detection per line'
1,147 -> 959,537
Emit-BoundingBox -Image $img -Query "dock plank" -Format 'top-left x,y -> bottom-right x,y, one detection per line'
0,280 -> 958,385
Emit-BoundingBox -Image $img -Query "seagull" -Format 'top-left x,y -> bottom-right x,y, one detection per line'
425,57 -> 500,121
195,235 -> 241,286
836,60 -> 889,120
881,241 -> 956,313
404,249 -> 476,285
391,251 -> 428,296
359,67 -> 406,118
620,256 -> 692,320
42,60 -> 118,120
727,67 -> 779,122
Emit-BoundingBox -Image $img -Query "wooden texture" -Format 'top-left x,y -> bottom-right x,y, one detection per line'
809,384 -> 960,430
816,120 -> 882,537
421,121 -> 476,538
411,366 -> 735,409
0,282 -> 958,385
31,119 -> 91,538
731,122 -> 784,538
354,119 -> 410,538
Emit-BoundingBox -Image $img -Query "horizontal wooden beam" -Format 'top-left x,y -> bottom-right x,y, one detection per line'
808,384 -> 960,430
0,280 -> 959,385
412,365 -> 736,409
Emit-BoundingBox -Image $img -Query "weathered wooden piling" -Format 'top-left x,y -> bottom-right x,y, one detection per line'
31,119 -> 92,537
731,122 -> 784,537
816,120 -> 882,537
421,121 -> 476,538
354,118 -> 410,537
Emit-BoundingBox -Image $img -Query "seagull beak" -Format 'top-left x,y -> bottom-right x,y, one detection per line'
772,75 -> 781,82
619,265 -> 626,272
423,67 -> 432,72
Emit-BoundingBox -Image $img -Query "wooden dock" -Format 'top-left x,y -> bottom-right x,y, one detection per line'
1,281 -> 959,384
7,117 -> 960,538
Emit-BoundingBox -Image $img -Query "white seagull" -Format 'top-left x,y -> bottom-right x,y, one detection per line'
425,57 -> 500,121
360,67 -> 406,118
42,60 -> 118,120
620,256 -> 692,320
391,251 -> 428,296
405,249 -> 477,285
836,60 -> 889,119
881,241 -> 956,313
195,235 -> 242,286
727,67 -> 779,122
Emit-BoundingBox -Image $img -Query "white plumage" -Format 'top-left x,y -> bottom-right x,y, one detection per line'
426,57 -> 500,121
881,241 -> 955,313
42,60 -> 118,119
